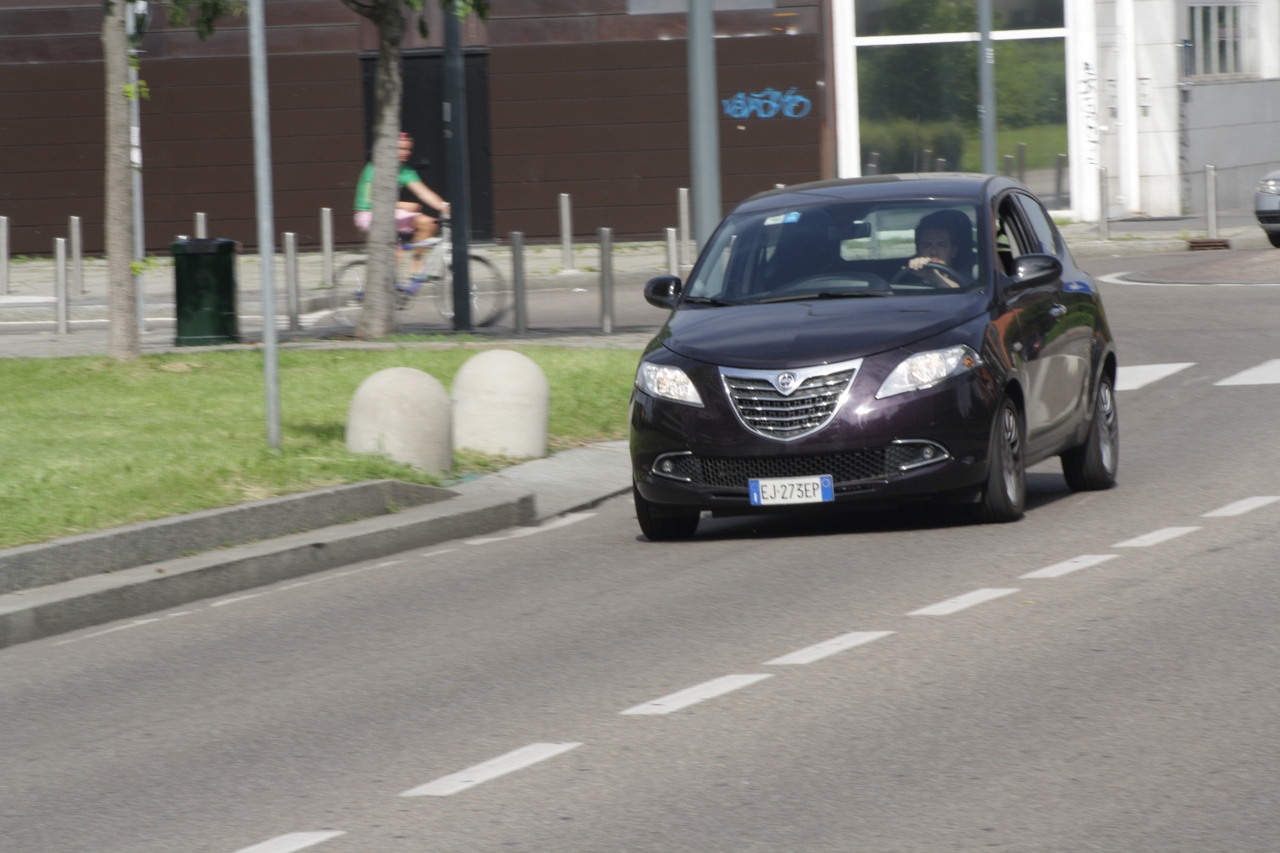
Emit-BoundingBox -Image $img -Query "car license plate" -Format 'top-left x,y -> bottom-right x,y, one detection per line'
748,475 -> 834,506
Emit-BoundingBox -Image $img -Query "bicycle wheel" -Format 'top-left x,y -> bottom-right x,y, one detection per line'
335,259 -> 367,307
436,254 -> 509,327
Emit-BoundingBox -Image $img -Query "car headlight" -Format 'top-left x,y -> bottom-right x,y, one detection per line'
636,362 -> 704,406
876,345 -> 982,399
1258,179 -> 1280,195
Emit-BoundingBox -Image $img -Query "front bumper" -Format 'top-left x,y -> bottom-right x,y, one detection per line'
631,365 -> 1000,512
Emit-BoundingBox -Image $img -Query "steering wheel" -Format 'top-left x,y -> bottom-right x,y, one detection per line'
891,262 -> 966,289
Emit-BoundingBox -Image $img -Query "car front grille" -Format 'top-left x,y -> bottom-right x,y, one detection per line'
662,446 -> 930,488
721,369 -> 855,440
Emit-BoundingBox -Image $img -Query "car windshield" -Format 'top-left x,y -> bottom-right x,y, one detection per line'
684,200 -> 984,305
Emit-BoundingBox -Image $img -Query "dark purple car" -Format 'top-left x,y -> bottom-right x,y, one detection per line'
629,174 -> 1119,540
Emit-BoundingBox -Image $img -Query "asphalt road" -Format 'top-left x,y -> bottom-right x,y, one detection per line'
3,253 -> 1279,852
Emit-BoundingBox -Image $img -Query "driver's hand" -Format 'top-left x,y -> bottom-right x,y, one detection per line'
907,256 -> 933,271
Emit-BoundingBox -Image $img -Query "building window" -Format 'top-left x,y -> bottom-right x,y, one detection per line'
1186,3 -> 1258,77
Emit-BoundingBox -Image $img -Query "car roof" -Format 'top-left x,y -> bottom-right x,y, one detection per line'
733,173 -> 1023,215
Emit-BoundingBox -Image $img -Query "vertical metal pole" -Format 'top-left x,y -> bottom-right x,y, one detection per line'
444,0 -> 472,331
285,231 -> 300,331
248,0 -> 280,450
126,3 -> 147,335
934,157 -> 946,171
558,193 -> 574,271
321,207 -> 334,291
0,216 -> 8,295
55,238 -> 69,335
1098,166 -> 1110,241
1206,165 -> 1218,238
1016,142 -> 1026,183
1055,153 -> 1066,206
677,187 -> 691,265
687,0 -> 722,251
1003,154 -> 1013,176
70,216 -> 84,295
195,212 -> 207,239
920,149 -> 932,172
666,227 -> 678,276
978,0 -> 997,174
510,231 -> 527,336
598,227 -> 614,334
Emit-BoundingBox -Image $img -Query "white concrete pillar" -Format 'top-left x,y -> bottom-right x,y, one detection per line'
346,368 -> 452,475
452,350 -> 549,459
1065,0 -> 1100,220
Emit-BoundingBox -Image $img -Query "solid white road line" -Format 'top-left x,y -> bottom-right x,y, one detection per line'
231,831 -> 345,853
1112,527 -> 1201,548
464,512 -> 596,545
1020,554 -> 1119,579
620,674 -> 774,715
1203,496 -> 1280,517
765,631 -> 894,665
908,588 -> 1020,616
399,742 -> 582,797
1215,359 -> 1280,386
1115,362 -> 1195,391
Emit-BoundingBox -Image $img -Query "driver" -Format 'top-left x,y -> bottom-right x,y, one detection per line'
901,209 -> 974,289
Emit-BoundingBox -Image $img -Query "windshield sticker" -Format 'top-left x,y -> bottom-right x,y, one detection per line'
765,212 -> 802,226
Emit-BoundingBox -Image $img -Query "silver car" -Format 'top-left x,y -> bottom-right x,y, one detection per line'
1257,169 -> 1280,248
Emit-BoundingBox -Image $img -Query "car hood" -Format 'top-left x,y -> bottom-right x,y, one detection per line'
660,292 -> 991,368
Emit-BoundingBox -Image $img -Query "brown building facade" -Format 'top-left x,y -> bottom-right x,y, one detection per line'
0,0 -> 827,255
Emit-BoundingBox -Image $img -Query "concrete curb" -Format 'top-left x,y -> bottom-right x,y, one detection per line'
0,489 -> 534,649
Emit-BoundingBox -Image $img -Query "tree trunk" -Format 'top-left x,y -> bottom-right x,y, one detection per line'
357,4 -> 406,340
103,0 -> 139,359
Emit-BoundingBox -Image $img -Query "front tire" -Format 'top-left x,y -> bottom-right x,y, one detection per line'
1268,231 -> 1280,249
633,486 -> 700,541
1061,373 -> 1119,491
975,398 -> 1026,523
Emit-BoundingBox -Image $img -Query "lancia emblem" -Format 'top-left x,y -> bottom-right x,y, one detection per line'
776,372 -> 798,393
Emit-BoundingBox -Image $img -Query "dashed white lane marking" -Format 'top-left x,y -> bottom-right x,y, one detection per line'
764,631 -> 894,665
464,512 -> 596,546
399,742 -> 582,797
211,591 -> 271,608
230,831 -> 345,853
1115,362 -> 1195,391
1113,527 -> 1201,548
1203,496 -> 1280,517
1020,554 -> 1119,579
1215,359 -> 1280,386
620,674 -> 774,715
908,588 -> 1020,616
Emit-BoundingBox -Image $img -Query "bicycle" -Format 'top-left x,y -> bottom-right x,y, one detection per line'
335,218 -> 508,327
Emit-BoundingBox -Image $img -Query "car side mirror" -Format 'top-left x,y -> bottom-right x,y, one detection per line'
644,275 -> 683,309
1009,254 -> 1063,288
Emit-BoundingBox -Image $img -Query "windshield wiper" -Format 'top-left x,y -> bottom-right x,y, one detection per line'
682,295 -> 742,306
754,290 -> 893,304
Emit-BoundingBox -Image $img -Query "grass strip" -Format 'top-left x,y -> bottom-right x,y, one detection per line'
0,346 -> 639,550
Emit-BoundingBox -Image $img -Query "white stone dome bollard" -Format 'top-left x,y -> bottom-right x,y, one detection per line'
346,367 -> 452,474
452,350 -> 549,458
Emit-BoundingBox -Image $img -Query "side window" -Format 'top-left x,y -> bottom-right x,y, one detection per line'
1013,193 -> 1061,257
994,198 -> 1032,277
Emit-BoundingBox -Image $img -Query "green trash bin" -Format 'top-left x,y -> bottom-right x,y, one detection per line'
171,238 -> 239,346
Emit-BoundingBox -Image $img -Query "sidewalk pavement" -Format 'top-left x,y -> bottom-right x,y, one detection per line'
3,219 -> 1278,649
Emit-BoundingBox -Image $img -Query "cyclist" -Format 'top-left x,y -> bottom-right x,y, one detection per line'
353,131 -> 450,283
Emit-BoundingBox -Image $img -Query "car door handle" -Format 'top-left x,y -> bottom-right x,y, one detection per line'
1049,303 -> 1067,317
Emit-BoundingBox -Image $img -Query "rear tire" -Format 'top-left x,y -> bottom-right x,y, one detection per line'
1061,373 -> 1119,491
336,259 -> 367,306
974,398 -> 1026,524
437,254 -> 509,327
1268,231 -> 1280,249
633,486 -> 700,541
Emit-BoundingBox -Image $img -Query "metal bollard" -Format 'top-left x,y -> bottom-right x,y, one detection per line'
934,157 -> 946,171
321,207 -> 334,294
920,149 -> 932,172
1206,165 -> 1218,238
866,151 -> 881,176
195,212 -> 207,239
1016,142 -> 1026,183
598,227 -> 614,335
666,227 -> 679,276
678,187 -> 691,266
1003,154 -> 1014,177
1055,153 -> 1067,206
284,232 -> 300,331
1098,166 -> 1110,241
510,231 -> 528,336
70,216 -> 84,295
1,215 -> 9,295
55,237 -> 69,335
559,193 -> 575,272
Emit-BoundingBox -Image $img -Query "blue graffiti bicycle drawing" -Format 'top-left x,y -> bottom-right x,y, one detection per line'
721,87 -> 812,120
